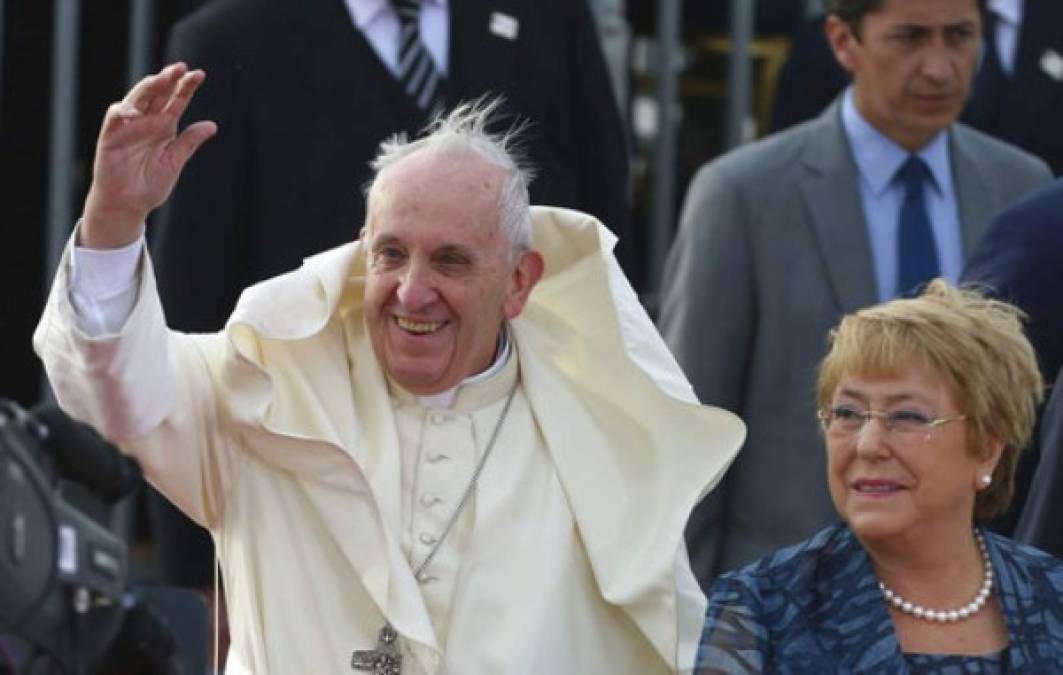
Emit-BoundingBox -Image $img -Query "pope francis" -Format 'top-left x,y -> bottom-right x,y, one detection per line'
34,63 -> 745,674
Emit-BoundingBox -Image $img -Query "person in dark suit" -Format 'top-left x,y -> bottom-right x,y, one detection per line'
772,1 -> 1063,176
962,0 -> 1063,175
143,0 -> 631,592
961,179 -> 1063,546
660,0 -> 1051,589
1017,366 -> 1063,557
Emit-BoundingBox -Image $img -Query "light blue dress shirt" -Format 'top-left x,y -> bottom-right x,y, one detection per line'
841,88 -> 965,301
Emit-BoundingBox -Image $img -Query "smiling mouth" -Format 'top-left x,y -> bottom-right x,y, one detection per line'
853,480 -> 904,495
396,316 -> 446,334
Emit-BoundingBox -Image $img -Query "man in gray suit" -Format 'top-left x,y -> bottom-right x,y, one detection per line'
660,0 -> 1052,589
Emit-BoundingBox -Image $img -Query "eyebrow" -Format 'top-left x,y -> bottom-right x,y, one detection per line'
433,244 -> 476,261
834,388 -> 933,407
887,19 -> 978,33
371,234 -> 402,248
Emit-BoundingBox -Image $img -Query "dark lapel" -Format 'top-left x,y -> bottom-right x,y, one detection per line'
283,0 -> 426,133
448,0 -> 519,100
799,100 -> 879,314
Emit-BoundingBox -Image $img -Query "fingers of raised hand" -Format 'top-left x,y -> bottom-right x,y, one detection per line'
125,62 -> 188,115
166,120 -> 218,174
161,69 -> 207,121
101,64 -> 207,142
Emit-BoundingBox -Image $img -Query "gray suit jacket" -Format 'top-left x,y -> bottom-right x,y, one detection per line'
660,101 -> 1052,588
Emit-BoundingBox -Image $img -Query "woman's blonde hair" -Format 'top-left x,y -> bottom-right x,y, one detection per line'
817,280 -> 1043,520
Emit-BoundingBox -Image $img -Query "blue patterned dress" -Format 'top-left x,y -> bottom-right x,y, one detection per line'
695,523 -> 1063,674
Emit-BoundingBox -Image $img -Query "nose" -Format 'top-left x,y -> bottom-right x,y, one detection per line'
919,43 -> 955,83
396,261 -> 439,310
854,416 -> 891,459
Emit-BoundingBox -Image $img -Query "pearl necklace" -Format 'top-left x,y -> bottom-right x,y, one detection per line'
877,530 -> 994,623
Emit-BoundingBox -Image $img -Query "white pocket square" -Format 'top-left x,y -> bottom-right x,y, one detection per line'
1040,49 -> 1063,81
489,12 -> 519,41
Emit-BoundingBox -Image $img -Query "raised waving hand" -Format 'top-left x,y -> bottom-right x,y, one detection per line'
81,62 -> 216,249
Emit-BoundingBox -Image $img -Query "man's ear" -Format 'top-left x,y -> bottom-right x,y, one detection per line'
502,249 -> 544,320
825,15 -> 859,74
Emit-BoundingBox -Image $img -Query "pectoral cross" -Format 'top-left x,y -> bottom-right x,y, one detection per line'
351,624 -> 402,674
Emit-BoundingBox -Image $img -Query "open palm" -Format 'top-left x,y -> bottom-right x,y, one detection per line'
82,62 -> 216,248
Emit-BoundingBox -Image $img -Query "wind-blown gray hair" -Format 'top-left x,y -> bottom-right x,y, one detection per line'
366,97 -> 536,254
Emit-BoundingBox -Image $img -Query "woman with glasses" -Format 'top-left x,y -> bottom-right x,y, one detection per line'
695,280 -> 1063,673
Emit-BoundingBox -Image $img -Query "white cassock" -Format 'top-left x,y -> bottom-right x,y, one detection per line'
34,206 -> 745,674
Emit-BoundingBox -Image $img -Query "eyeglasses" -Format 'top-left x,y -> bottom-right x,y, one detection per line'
818,405 -> 967,442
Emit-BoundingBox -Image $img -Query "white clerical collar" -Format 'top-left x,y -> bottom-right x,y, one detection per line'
415,324 -> 512,409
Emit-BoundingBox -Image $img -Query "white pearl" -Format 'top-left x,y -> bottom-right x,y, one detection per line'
876,530 -> 993,624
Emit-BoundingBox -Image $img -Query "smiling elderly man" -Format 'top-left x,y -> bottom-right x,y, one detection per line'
34,63 -> 744,674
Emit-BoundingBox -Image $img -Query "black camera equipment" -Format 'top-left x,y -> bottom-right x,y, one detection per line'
0,399 -> 177,674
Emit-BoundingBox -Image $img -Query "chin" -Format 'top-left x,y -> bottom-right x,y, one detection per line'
844,510 -> 909,543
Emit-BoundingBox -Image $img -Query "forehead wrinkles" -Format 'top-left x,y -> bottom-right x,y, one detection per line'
367,154 -> 507,251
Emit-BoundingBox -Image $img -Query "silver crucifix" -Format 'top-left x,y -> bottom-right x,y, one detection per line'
351,624 -> 402,674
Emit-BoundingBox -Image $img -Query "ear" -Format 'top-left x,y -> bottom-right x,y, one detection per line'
825,15 -> 859,74
975,436 -> 1007,491
502,249 -> 545,320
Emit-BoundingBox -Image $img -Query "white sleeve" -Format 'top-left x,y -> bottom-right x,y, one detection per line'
69,232 -> 146,336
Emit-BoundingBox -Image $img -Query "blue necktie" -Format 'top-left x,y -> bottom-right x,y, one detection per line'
896,156 -> 940,298
393,0 -> 446,119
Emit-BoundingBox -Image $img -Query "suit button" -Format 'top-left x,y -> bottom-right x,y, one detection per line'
418,532 -> 438,546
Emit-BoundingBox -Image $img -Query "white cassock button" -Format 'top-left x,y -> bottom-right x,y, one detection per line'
426,452 -> 450,463
430,413 -> 448,425
418,574 -> 439,585
420,494 -> 443,508
419,532 -> 438,546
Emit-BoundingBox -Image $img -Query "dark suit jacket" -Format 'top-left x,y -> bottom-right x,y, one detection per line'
152,0 -> 632,333
660,101 -> 1051,589
962,0 -> 1063,175
1017,366 -> 1063,557
961,179 -> 1063,544
772,3 -> 1063,176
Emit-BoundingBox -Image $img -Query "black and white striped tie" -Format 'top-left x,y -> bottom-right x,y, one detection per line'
393,0 -> 446,119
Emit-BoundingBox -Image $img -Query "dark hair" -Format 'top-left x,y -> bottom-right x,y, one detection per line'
825,0 -> 987,37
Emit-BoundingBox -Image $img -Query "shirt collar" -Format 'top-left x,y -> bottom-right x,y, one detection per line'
346,0 -> 447,29
841,87 -> 950,197
988,0 -> 1023,28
